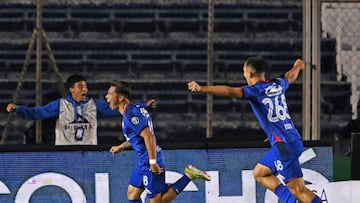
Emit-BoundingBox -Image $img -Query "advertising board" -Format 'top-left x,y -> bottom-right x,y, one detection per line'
0,147 -> 333,203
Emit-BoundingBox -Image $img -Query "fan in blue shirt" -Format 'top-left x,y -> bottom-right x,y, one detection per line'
6,74 -> 156,145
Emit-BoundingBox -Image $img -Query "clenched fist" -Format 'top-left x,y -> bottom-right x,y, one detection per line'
187,81 -> 201,92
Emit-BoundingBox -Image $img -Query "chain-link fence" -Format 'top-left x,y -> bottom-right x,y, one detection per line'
322,1 -> 360,120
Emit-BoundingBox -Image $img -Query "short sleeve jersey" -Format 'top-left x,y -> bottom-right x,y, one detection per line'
122,103 -> 164,170
242,78 -> 301,146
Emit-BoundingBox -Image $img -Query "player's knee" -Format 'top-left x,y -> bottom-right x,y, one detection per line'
252,163 -> 272,180
252,169 -> 263,183
127,190 -> 139,200
127,185 -> 143,200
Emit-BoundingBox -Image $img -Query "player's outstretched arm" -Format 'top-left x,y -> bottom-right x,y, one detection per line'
284,59 -> 304,84
187,81 -> 243,99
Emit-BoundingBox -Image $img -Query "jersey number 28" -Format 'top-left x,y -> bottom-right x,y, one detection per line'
262,95 -> 290,123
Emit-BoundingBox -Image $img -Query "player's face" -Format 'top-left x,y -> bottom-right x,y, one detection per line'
70,81 -> 88,102
105,86 -> 120,110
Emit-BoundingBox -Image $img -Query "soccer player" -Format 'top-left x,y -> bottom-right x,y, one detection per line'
6,74 -> 156,145
106,80 -> 211,203
187,57 -> 322,203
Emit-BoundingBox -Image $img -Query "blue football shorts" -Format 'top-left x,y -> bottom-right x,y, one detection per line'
259,139 -> 304,184
129,167 -> 169,199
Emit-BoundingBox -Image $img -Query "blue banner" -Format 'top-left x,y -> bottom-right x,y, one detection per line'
0,147 -> 332,203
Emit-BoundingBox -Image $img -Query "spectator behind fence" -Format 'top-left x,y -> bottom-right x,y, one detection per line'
6,74 -> 156,145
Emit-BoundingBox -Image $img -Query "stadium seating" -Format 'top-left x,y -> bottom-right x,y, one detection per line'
0,0 -> 352,144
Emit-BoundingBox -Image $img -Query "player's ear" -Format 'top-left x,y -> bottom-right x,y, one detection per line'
249,71 -> 254,78
118,95 -> 124,102
69,87 -> 75,94
249,69 -> 259,78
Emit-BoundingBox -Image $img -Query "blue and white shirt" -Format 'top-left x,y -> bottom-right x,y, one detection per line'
122,103 -> 165,170
14,95 -> 121,145
242,78 -> 301,146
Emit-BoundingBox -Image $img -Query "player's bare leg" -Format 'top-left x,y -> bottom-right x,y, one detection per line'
253,163 -> 282,191
159,188 -> 177,203
127,185 -> 144,202
286,177 -> 317,203
253,163 -> 297,203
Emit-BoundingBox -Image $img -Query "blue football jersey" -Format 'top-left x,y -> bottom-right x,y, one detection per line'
242,78 -> 301,146
122,103 -> 164,170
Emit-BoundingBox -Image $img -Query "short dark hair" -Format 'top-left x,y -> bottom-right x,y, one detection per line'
245,57 -> 268,76
66,74 -> 86,89
110,80 -> 131,99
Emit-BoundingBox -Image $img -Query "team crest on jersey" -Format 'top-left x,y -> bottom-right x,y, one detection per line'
265,84 -> 282,97
131,117 -> 139,125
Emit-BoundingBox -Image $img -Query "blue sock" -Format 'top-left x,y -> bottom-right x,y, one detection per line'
128,200 -> 142,203
274,184 -> 296,203
311,195 -> 322,203
171,175 -> 191,194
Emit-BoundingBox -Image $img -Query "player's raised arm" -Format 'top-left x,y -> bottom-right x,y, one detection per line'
284,59 -> 304,84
